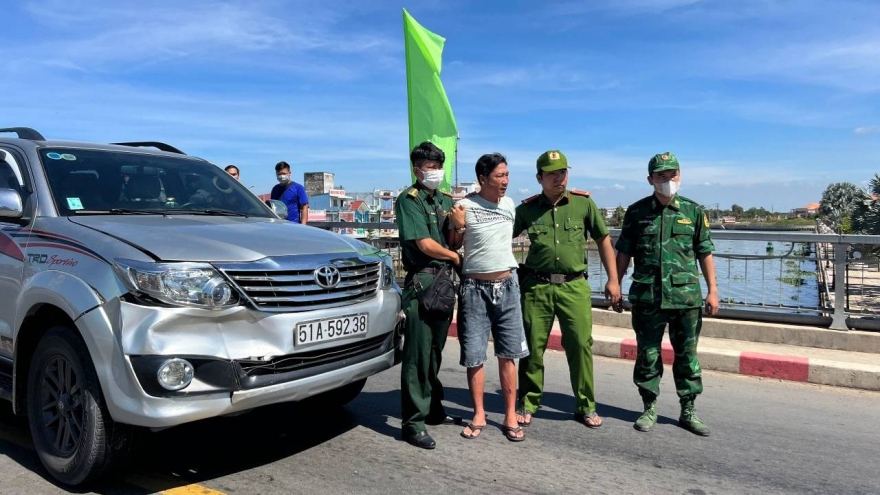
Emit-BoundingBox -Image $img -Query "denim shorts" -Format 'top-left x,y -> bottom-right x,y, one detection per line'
458,274 -> 530,368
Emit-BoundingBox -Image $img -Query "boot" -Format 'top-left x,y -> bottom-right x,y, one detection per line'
634,401 -> 657,432
679,396 -> 710,436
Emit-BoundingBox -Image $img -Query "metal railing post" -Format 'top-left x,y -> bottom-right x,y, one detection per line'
831,242 -> 849,330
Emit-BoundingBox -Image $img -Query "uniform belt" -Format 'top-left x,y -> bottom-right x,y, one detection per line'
529,270 -> 584,284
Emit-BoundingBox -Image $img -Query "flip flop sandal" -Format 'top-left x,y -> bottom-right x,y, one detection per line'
502,425 -> 526,442
460,423 -> 486,439
515,409 -> 532,427
574,412 -> 603,429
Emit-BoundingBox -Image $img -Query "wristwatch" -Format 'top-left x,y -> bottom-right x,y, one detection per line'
455,226 -> 466,234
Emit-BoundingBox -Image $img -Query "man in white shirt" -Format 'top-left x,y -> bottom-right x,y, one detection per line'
449,152 -> 529,442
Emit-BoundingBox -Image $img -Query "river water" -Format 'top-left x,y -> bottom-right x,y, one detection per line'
584,239 -> 819,311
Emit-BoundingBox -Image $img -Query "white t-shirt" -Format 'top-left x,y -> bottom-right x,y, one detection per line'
458,193 -> 518,274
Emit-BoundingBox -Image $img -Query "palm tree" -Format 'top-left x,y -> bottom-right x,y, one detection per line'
820,182 -> 867,234
851,175 -> 880,235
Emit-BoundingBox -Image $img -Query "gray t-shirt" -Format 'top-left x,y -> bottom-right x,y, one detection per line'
459,193 -> 518,274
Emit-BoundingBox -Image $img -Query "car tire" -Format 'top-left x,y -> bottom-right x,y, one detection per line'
310,378 -> 367,410
26,327 -> 128,486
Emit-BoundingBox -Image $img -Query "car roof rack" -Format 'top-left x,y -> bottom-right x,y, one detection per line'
0,127 -> 46,140
111,141 -> 186,155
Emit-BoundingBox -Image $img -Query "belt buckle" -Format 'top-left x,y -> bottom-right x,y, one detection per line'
550,273 -> 565,284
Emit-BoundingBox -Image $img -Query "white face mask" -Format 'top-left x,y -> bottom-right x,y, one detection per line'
277,174 -> 290,184
420,169 -> 444,190
655,179 -> 680,197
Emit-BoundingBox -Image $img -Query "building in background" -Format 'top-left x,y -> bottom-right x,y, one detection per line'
452,181 -> 479,201
790,202 -> 820,218
304,172 -> 334,197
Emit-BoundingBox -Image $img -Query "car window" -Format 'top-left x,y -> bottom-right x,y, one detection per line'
39,148 -> 272,217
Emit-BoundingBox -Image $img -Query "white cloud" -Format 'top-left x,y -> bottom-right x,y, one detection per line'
613,184 -> 626,190
548,0 -> 703,16
7,1 -> 395,75
517,188 -> 531,195
855,126 -> 880,135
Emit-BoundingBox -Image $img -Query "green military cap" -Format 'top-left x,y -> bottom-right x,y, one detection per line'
536,150 -> 569,173
648,152 -> 680,174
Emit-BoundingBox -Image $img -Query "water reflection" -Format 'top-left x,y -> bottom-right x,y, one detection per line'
585,240 -> 819,311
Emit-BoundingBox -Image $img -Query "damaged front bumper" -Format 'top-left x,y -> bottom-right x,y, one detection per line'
76,292 -> 403,429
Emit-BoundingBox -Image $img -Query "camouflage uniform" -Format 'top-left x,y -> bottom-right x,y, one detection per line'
615,152 -> 714,435
513,150 -> 609,419
395,182 -> 455,436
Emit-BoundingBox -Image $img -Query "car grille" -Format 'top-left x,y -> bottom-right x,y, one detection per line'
220,256 -> 381,312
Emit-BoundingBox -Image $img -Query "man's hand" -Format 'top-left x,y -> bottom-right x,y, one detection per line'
450,203 -> 466,229
604,280 -> 621,309
704,290 -> 719,316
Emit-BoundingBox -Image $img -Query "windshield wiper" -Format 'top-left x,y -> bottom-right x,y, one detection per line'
74,208 -> 166,215
167,208 -> 250,217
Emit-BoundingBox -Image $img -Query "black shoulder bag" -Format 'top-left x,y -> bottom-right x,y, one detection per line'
415,264 -> 456,317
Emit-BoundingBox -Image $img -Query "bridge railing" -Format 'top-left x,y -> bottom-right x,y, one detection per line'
306,222 -> 880,332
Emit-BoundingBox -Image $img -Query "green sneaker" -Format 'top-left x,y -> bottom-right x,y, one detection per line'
634,402 -> 657,432
679,400 -> 710,436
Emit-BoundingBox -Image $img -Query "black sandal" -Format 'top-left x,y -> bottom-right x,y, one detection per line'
502,425 -> 525,442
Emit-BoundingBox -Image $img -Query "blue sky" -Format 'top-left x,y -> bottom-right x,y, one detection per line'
2,0 -> 879,211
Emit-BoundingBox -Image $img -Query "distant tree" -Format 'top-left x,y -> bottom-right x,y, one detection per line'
731,204 -> 744,215
611,205 -> 626,226
852,175 -> 880,235
821,182 -> 867,234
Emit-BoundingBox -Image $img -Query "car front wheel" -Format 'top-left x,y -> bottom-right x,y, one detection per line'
26,327 -> 128,486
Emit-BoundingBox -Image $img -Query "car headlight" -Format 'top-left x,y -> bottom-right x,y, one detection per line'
379,254 -> 395,289
115,259 -> 240,309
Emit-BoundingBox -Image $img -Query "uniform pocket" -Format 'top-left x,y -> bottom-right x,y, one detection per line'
564,217 -> 585,244
527,224 -> 549,241
671,222 -> 695,256
672,222 -> 695,236
671,272 -> 699,285
670,271 -> 701,306
628,272 -> 654,306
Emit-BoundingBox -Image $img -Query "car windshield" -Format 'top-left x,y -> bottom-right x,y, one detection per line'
40,148 -> 273,218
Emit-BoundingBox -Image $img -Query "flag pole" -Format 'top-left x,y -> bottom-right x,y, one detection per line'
454,133 -> 459,189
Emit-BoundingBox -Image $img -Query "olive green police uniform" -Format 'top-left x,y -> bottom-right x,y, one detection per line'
395,181 -> 455,436
615,152 -> 714,434
513,151 -> 610,418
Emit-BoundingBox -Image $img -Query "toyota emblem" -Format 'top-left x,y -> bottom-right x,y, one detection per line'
314,265 -> 341,288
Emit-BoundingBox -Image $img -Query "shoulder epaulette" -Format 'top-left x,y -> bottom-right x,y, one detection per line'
407,188 -> 418,198
521,194 -> 539,204
570,189 -> 591,197
439,190 -> 453,197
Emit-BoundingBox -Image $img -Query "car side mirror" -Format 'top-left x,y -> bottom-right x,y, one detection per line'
0,189 -> 23,218
266,199 -> 288,219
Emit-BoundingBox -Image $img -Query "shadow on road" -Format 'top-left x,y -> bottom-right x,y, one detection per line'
0,398 -> 362,494
355,384 -> 677,440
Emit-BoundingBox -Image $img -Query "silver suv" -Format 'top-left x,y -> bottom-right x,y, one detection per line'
0,128 -> 403,486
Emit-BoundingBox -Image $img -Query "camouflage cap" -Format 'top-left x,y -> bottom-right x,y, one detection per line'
648,152 -> 680,174
536,150 -> 569,173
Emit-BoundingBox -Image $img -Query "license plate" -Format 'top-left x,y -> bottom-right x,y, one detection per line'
295,313 -> 369,346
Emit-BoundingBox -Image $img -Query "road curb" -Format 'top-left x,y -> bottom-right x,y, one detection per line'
447,320 -> 880,392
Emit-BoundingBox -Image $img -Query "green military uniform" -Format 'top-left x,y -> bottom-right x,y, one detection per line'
513,150 -> 610,418
615,152 -> 714,435
395,181 -> 454,436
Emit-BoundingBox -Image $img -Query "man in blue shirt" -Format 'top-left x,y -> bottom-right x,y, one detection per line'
270,161 -> 309,224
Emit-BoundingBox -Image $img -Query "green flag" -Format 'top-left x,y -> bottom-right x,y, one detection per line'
403,9 -> 458,192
